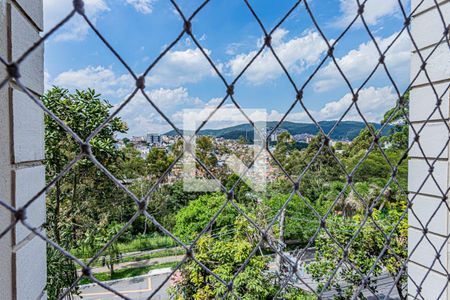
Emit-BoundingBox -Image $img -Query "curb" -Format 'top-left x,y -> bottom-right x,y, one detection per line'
147,267 -> 173,276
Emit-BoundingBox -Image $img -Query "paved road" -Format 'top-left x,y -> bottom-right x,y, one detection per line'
73,269 -> 173,300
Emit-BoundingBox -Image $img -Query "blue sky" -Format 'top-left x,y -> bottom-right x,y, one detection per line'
43,0 -> 411,136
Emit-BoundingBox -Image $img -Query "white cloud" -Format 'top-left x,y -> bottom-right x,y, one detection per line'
228,29 -> 328,85
130,115 -> 169,135
205,97 -> 223,108
52,65 -> 133,97
267,109 -> 309,123
51,65 -> 203,109
147,87 -> 202,109
333,0 -> 401,28
53,47 -> 219,89
314,32 -> 410,92
50,65 -> 204,135
117,88 -> 203,135
48,65 -> 395,135
44,71 -> 51,91
47,48 -> 215,89
44,0 -> 109,41
124,85 -> 395,135
259,86 -> 397,124
173,107 -> 270,131
225,43 -> 244,56
172,86 -> 396,133
313,86 -> 397,122
43,0 -> 155,41
125,0 -> 155,14
48,65 -> 169,135
147,48 -> 219,86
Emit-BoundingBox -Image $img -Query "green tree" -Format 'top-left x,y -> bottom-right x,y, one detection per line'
46,247 -> 79,300
147,147 -> 174,179
346,126 -> 375,159
171,216 -> 310,299
44,87 -> 128,243
43,87 -> 129,297
196,136 -> 218,170
381,92 -> 409,151
307,210 -> 407,299
171,138 -> 184,157
224,173 -> 253,204
95,222 -> 123,276
172,233 -> 276,299
264,194 -> 323,246
343,123 -> 408,194
119,145 -> 146,179
273,131 -> 299,172
129,180 -> 207,235
173,194 -> 239,242
297,135 -> 342,201
238,135 -> 248,145
334,141 -> 344,150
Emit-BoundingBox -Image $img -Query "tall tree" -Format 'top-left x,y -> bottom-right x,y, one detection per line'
307,211 -> 407,299
195,136 -> 218,170
43,87 -> 128,297
170,215 -> 310,299
381,91 -> 409,151
147,147 -> 174,179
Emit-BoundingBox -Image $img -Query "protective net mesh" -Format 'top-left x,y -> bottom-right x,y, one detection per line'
0,0 -> 449,299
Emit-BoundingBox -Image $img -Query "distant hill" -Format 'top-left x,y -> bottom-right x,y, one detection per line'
165,121 -> 391,141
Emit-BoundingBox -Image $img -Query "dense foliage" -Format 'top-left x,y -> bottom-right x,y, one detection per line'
171,217 -> 310,300
43,87 -> 409,299
173,193 -> 239,242
43,87 -> 129,297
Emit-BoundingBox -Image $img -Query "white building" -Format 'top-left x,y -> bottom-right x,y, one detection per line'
147,133 -> 162,145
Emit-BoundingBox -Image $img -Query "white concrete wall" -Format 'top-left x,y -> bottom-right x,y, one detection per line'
0,0 -> 45,299
408,0 -> 450,298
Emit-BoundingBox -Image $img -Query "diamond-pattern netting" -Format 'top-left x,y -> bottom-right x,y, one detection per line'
0,0 -> 449,299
